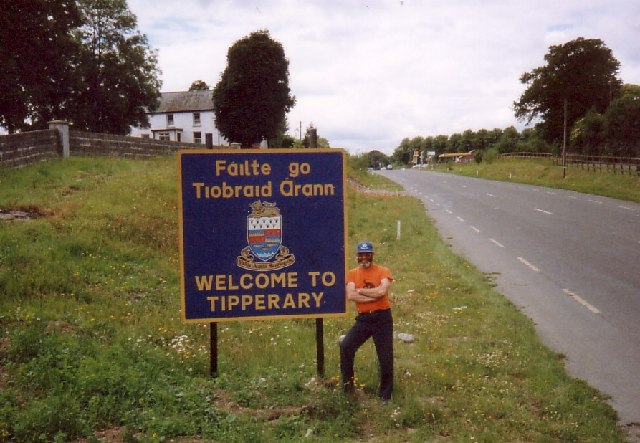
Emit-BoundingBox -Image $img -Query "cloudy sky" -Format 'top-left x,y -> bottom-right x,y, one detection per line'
128,0 -> 640,155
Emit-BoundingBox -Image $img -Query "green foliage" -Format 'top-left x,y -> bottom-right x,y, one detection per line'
0,156 -> 629,442
392,137 -> 414,164
0,0 -> 160,134
70,0 -> 162,134
604,84 -> 640,157
213,30 -> 295,147
495,126 -> 520,153
0,0 -> 82,132
571,108 -> 607,155
482,147 -> 500,164
188,80 -> 210,91
514,37 -> 622,144
367,150 -> 390,169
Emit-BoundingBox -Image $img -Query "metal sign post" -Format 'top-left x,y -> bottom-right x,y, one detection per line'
210,322 -> 218,377
316,318 -> 324,377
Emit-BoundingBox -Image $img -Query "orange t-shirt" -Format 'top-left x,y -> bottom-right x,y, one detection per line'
347,264 -> 394,313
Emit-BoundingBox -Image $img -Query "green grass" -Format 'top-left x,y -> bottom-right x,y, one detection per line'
0,157 -> 628,442
436,158 -> 640,202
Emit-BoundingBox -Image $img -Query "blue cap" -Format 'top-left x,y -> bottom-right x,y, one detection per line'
357,241 -> 374,253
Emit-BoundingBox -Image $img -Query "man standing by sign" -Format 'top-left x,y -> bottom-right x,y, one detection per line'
340,241 -> 394,401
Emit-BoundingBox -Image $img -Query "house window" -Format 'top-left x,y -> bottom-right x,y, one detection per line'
194,132 -> 202,144
167,114 -> 174,127
193,112 -> 201,126
158,132 -> 170,141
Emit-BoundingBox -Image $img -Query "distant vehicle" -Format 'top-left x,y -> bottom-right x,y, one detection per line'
386,164 -> 393,170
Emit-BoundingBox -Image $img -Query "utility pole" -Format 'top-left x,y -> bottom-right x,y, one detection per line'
562,99 -> 567,179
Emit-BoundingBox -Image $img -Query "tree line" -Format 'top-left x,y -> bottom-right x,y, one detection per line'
392,38 -> 640,165
0,0 -> 160,134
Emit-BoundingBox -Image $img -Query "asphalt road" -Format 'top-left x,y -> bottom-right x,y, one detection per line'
380,169 -> 640,432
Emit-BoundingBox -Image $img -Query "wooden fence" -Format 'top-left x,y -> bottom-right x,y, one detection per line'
501,152 -> 640,176
563,154 -> 640,175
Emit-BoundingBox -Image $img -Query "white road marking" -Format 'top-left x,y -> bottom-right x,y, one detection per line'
618,205 -> 633,211
456,216 -> 465,222
490,238 -> 504,248
486,193 -> 495,197
470,226 -> 480,233
445,209 -> 453,214
535,208 -> 553,215
517,257 -> 540,272
563,289 -> 601,314
588,199 -> 603,204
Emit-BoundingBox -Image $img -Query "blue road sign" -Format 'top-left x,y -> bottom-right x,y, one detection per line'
178,149 -> 347,323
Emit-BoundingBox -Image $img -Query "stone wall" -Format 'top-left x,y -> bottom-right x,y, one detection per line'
69,130 -> 202,158
0,130 -> 61,168
0,123 -> 227,169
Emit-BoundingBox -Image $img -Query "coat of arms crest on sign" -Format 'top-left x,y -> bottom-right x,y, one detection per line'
237,201 -> 295,271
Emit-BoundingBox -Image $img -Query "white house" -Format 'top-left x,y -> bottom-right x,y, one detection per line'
130,90 -> 229,147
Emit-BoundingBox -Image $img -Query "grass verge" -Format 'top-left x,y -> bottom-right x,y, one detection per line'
434,158 -> 640,202
0,156 -> 627,442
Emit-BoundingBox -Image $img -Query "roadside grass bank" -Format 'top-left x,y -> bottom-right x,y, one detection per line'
433,158 -> 640,202
348,164 -> 403,193
0,157 -> 627,442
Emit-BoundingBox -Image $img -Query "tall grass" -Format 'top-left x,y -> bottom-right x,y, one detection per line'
0,156 -> 627,442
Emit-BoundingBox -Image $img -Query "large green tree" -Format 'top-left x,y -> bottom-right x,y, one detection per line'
70,0 -> 161,134
0,0 -> 82,132
392,138 -> 413,164
514,37 -> 622,144
213,30 -> 295,147
0,0 -> 160,134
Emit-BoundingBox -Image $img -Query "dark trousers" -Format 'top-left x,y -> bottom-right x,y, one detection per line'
340,309 -> 393,400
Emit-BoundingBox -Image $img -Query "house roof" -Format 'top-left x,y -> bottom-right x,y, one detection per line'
155,90 -> 213,113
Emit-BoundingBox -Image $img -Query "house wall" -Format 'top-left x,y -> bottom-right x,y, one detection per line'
130,110 -> 229,146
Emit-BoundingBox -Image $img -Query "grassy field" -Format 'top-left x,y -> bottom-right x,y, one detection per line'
0,156 -> 629,442
434,157 -> 640,202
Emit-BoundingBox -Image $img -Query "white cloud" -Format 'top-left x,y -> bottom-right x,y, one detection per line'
129,0 -> 640,155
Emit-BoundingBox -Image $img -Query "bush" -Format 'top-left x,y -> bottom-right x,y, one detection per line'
483,147 -> 500,164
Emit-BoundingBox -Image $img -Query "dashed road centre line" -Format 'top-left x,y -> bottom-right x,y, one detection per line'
517,256 -> 540,272
563,289 -> 601,314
